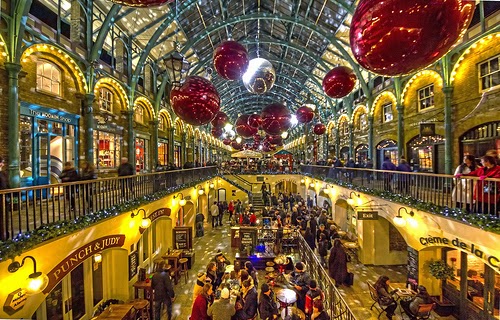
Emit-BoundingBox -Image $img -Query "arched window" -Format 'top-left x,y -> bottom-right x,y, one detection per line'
135,106 -> 144,123
358,113 -> 368,131
36,60 -> 61,95
158,116 -> 165,131
99,88 -> 113,113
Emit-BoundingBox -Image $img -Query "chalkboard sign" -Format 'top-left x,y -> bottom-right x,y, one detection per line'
407,246 -> 419,288
239,228 -> 257,253
173,227 -> 193,250
128,251 -> 139,280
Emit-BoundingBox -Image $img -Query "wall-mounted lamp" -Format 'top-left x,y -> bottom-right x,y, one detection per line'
309,182 -> 316,188
346,191 -> 360,206
8,256 -> 49,294
300,178 -> 305,184
174,193 -> 186,206
93,253 -> 102,264
131,208 -> 151,229
209,182 -> 215,189
196,185 -> 205,195
393,207 -> 415,227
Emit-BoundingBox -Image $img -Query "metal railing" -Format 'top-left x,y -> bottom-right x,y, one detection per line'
301,165 -> 500,218
297,234 -> 357,320
0,166 -> 217,241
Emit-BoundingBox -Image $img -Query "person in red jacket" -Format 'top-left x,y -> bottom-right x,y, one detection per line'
249,211 -> 257,226
190,283 -> 213,320
228,200 -> 235,223
461,155 -> 500,215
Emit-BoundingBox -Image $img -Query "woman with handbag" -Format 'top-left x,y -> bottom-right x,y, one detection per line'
374,275 -> 397,320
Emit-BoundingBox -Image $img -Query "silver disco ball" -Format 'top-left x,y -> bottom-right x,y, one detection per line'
242,58 -> 276,94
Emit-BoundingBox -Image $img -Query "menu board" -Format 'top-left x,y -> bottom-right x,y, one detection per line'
240,228 -> 257,252
128,251 -> 139,280
407,246 -> 419,287
173,227 -> 193,250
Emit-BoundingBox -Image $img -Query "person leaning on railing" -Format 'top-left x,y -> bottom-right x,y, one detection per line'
452,155 -> 477,212
457,155 -> 500,215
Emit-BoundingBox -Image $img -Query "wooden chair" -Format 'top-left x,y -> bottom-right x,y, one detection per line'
367,282 -> 390,319
178,258 -> 189,284
415,303 -> 435,319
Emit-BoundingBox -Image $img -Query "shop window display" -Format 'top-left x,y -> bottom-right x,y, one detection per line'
135,138 -> 148,172
98,88 -> 113,113
20,116 -> 33,180
158,141 -> 168,166
94,131 -> 122,169
36,60 -> 61,96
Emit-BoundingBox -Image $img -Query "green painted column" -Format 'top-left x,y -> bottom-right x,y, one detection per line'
348,123 -> 354,160
151,120 -> 159,169
5,63 -> 22,188
124,110 -> 135,163
168,128 -> 175,165
83,93 -> 95,165
181,133 -> 187,166
368,115 -> 374,160
396,105 -> 404,159
443,86 -> 454,174
335,128 -> 340,159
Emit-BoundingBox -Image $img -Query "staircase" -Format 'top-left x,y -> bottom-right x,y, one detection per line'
251,194 -> 265,210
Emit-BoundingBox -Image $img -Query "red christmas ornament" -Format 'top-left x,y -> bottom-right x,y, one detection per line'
170,76 -> 220,126
313,123 -> 326,135
223,138 -> 231,145
350,0 -> 474,76
213,41 -> 249,80
109,0 -> 172,7
295,106 -> 315,124
211,111 -> 229,128
260,103 -> 291,136
267,135 -> 282,145
322,66 -> 356,98
211,127 -> 223,138
247,114 -> 263,129
235,114 -> 258,138
231,141 -> 243,150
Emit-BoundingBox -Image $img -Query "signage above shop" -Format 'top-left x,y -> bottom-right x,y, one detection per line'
95,123 -> 123,134
3,288 -> 27,314
420,123 -> 436,137
148,208 -> 171,222
20,102 -> 80,125
43,235 -> 125,294
357,210 -> 379,220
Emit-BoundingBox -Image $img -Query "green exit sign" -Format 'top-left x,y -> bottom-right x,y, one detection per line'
357,211 -> 379,220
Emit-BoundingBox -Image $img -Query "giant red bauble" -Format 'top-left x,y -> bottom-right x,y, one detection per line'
267,135 -> 282,145
211,111 -> 229,128
260,103 -> 291,136
350,0 -> 474,76
313,123 -> 326,135
296,106 -> 315,124
231,141 -> 243,150
109,0 -> 172,7
235,114 -> 258,138
322,66 -> 356,98
211,127 -> 223,138
170,76 -> 220,126
223,138 -> 231,145
213,41 -> 249,80
247,114 -> 263,129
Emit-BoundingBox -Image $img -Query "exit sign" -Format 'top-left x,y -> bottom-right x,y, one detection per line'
357,211 -> 379,220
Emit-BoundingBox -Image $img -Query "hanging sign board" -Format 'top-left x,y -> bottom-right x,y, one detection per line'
420,123 -> 436,137
3,288 -> 27,314
357,210 -> 379,220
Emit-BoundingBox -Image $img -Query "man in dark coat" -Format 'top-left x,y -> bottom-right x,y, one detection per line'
259,283 -> 279,320
289,262 -> 311,312
117,157 -> 135,198
328,239 -> 348,287
235,279 -> 258,319
382,156 -> 397,192
151,260 -> 175,320
60,161 -> 79,211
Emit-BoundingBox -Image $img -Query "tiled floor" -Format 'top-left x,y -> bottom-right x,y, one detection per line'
163,222 -> 457,320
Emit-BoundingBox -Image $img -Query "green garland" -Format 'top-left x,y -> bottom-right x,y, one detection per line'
305,173 -> 500,234
0,175 -> 217,262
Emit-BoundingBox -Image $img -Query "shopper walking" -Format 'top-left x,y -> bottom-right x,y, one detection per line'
211,201 -> 220,228
117,157 -> 134,199
80,162 -> 96,212
60,161 -> 79,212
151,260 -> 175,320
328,239 -> 348,286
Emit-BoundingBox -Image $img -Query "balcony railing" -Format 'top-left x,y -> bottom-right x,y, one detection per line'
300,165 -> 500,230
0,167 -> 217,242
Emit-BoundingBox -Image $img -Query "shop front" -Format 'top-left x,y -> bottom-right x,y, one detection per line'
407,135 -> 445,173
135,133 -> 150,173
174,142 -> 182,168
339,146 -> 350,162
376,139 -> 398,169
20,102 -> 79,186
158,139 -> 169,167
94,123 -> 123,170
460,121 -> 500,160
355,144 -> 369,164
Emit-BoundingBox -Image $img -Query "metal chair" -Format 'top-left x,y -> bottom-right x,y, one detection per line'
367,282 -> 390,319
415,303 -> 435,319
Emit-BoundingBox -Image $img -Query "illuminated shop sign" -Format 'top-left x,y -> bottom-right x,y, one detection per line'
147,207 -> 171,222
20,102 -> 80,125
43,235 -> 125,294
419,235 -> 500,271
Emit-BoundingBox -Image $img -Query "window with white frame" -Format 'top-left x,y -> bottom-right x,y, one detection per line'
383,103 -> 393,122
158,116 -> 165,131
418,84 -> 434,111
358,113 -> 368,130
99,88 -> 113,113
479,55 -> 500,91
135,106 -> 144,123
36,60 -> 61,95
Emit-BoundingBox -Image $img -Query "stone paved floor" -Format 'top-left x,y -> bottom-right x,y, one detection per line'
162,222 -> 457,320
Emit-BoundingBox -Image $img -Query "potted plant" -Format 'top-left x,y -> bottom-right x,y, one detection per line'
426,259 -> 456,316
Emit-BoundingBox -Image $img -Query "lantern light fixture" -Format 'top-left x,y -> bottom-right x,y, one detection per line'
346,191 -> 360,206
174,193 -> 186,206
8,256 -> 49,294
393,207 -> 415,227
131,208 -> 151,229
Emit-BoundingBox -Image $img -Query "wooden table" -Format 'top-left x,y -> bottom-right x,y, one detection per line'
133,280 -> 153,318
162,250 -> 182,284
96,304 -> 134,319
391,283 -> 416,300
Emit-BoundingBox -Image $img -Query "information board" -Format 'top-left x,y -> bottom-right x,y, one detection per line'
128,251 -> 139,280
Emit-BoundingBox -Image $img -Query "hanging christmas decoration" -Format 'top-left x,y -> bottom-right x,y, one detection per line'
211,127 -> 223,138
295,106 -> 315,124
170,76 -> 220,126
242,58 -> 276,94
247,114 -> 263,129
235,114 -> 258,138
313,123 -> 326,135
231,141 -> 243,150
322,66 -> 356,98
223,138 -> 232,145
260,103 -> 291,136
109,0 -> 172,7
350,0 -> 474,76
267,135 -> 282,145
211,111 -> 229,128
213,40 -> 249,80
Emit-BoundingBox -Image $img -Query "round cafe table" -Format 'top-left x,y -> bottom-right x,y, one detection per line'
276,288 -> 297,317
280,306 -> 305,320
